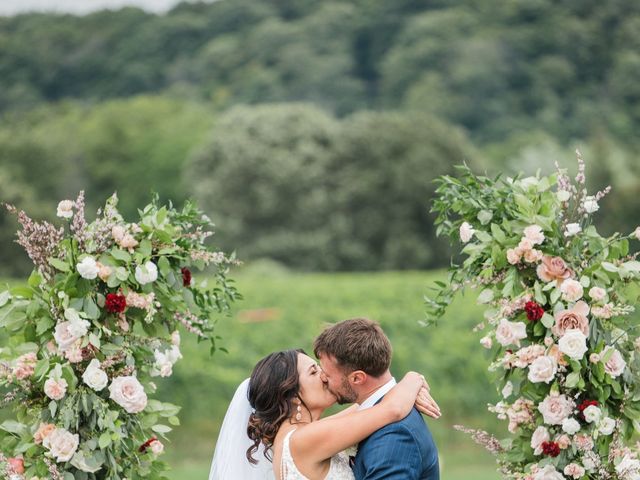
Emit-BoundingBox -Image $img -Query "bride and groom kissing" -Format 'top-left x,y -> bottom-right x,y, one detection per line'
210,318 -> 441,479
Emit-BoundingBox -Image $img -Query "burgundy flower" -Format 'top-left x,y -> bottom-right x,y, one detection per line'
105,293 -> 126,314
139,436 -> 158,453
541,441 -> 560,457
524,301 -> 545,322
181,267 -> 192,287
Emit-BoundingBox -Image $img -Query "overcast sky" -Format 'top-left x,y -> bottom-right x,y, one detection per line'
0,0 -> 215,16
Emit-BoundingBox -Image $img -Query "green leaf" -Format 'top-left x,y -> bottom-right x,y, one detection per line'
490,223 -> 506,244
28,271 -> 43,287
158,256 -> 172,277
36,316 -> 54,336
477,210 -> 493,225
99,432 -> 112,449
83,297 -> 101,320
601,262 -> 618,273
138,239 -> 152,257
9,286 -> 33,299
565,372 -> 581,388
541,313 -> 555,329
0,420 -> 27,435
34,358 -> 50,380
48,257 -> 70,272
151,424 -> 172,434
111,249 -> 131,262
0,290 -> 10,307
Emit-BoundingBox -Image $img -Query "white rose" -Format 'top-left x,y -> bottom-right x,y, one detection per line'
635,227 -> 640,241
558,329 -> 588,360
562,417 -> 581,435
64,309 -> 90,338
599,417 -> 616,435
502,381 -> 513,398
76,257 -> 99,280
538,393 -> 574,425
583,196 -> 599,213
109,376 -> 147,413
528,356 -> 557,384
533,465 -> 564,480
495,319 -> 528,347
56,200 -> 74,219
459,222 -> 475,243
589,287 -> 606,302
82,359 -> 108,391
560,279 -> 584,302
47,428 -> 79,462
530,426 -> 550,455
524,225 -> 545,245
135,261 -> 158,285
565,223 -> 582,237
557,190 -> 572,202
583,405 -> 601,424
44,377 -> 68,401
603,347 -> 626,378
54,322 -> 80,352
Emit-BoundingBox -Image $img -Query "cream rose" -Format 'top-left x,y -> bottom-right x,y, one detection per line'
562,417 -> 581,435
564,464 -> 586,479
558,329 -> 588,360
56,200 -> 74,219
47,427 -> 79,462
459,222 -> 475,243
599,417 -> 616,435
76,257 -> 99,280
564,223 -> 582,236
589,286 -> 606,302
82,359 -> 108,391
552,301 -> 590,337
523,225 -> 545,245
560,279 -> 584,302
537,255 -> 573,284
530,426 -> 550,455
603,347 -> 626,377
44,378 -> 68,401
583,405 -> 601,424
583,196 -> 599,213
533,465 -> 564,480
538,392 -> 574,425
495,319 -> 527,347
528,355 -> 557,384
109,376 -> 148,413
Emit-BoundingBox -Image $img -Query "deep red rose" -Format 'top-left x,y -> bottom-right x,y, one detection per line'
524,301 -> 545,321
139,436 -> 158,453
105,293 -> 126,314
181,267 -> 192,287
541,441 -> 560,457
577,399 -> 599,420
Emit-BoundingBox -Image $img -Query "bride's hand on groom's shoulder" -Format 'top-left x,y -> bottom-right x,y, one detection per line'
410,373 -> 441,419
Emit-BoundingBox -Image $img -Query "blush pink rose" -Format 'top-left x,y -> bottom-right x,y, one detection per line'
552,301 -> 590,337
564,464 -> 586,478
34,423 -> 56,445
514,345 -> 545,368
531,426 -> 550,455
495,319 -> 528,347
507,248 -> 521,265
109,376 -> 148,413
44,378 -> 68,401
538,393 -> 574,425
523,225 -> 545,245
149,439 -> 164,455
528,356 -> 557,383
560,279 -> 584,302
589,286 -> 606,302
537,255 -> 573,284
603,347 -> 626,377
524,249 -> 543,263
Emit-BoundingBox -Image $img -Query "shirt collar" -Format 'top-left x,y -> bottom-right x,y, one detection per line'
357,377 -> 396,410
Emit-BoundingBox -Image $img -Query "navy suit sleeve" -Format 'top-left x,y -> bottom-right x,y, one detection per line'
354,423 -> 423,480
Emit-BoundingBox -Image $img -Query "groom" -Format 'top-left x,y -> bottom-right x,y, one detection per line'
314,317 -> 440,480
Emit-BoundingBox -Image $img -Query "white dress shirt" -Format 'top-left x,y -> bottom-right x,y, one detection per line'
357,377 -> 396,410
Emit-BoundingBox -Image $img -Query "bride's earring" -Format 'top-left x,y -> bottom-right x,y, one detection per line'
295,404 -> 302,422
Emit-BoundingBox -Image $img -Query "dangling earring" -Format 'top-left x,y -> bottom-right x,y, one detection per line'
295,404 -> 302,422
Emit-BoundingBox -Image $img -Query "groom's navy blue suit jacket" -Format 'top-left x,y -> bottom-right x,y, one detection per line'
353,401 -> 440,480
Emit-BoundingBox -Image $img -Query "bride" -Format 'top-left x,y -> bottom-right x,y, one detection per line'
209,349 -> 439,480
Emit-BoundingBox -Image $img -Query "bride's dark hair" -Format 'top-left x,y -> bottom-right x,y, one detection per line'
246,348 -> 306,464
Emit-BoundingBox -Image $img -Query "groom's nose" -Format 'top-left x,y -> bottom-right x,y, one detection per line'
320,371 -> 328,383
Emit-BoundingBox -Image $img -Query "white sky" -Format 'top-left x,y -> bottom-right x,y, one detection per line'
0,0 -> 215,15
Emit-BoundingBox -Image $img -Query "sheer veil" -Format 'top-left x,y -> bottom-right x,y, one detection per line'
209,378 -> 275,480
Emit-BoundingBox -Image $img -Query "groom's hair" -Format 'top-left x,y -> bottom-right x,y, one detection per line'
313,317 -> 392,377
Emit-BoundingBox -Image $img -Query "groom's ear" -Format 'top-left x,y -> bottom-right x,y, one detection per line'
349,370 -> 367,385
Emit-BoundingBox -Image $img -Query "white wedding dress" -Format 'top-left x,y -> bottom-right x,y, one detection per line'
280,429 -> 355,480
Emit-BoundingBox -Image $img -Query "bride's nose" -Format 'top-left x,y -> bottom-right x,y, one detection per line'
320,371 -> 328,382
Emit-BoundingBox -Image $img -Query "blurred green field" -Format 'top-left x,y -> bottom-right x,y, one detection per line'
150,266 -> 503,478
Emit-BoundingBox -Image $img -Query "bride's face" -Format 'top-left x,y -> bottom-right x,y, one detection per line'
297,353 -> 337,411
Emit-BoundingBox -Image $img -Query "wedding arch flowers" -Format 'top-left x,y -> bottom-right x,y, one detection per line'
0,192 -> 239,479
427,153 -> 640,479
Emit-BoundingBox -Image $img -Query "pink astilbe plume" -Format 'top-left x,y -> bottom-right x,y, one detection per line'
4,203 -> 63,278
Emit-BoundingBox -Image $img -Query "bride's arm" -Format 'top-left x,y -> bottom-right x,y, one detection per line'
290,372 -> 424,464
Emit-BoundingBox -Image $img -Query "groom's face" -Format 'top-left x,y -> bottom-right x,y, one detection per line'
318,354 -> 358,405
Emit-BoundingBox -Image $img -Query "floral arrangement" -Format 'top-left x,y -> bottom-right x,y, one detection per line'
426,153 -> 640,479
0,192 -> 239,479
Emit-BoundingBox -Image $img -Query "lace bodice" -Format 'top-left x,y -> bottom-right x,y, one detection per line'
280,430 -> 355,480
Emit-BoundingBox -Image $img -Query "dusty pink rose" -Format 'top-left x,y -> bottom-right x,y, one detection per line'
531,426 -> 550,455
523,225 -> 545,245
7,457 -> 24,474
538,393 -> 574,425
507,248 -> 521,265
564,464 -> 585,478
524,249 -> 543,263
560,279 -> 584,302
44,377 -> 68,400
495,319 -> 527,347
553,301 -> 590,337
528,356 -> 557,383
603,347 -> 626,377
537,255 -> 573,284
589,286 -> 606,302
34,422 -> 56,445
514,345 -> 545,368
